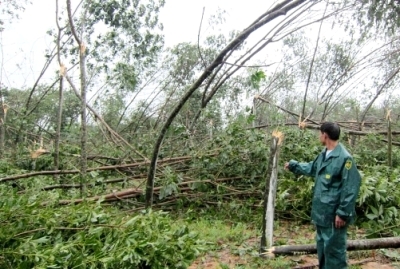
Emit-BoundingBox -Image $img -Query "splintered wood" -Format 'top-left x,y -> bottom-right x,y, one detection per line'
260,130 -> 284,253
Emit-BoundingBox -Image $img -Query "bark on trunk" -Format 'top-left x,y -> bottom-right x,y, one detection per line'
263,237 -> 400,257
54,0 -> 64,179
67,0 -> 88,197
54,69 -> 64,175
0,91 -> 5,157
260,131 -> 283,252
79,43 -> 87,197
387,111 -> 392,167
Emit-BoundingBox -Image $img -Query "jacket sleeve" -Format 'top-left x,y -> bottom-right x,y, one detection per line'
335,157 -> 361,221
288,157 -> 317,178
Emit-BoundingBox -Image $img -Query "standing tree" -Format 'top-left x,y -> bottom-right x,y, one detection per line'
54,0 -> 66,175
66,0 -> 88,196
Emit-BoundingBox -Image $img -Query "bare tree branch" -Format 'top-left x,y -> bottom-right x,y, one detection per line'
301,1 -> 328,120
197,7 -> 207,69
360,66 -> 400,123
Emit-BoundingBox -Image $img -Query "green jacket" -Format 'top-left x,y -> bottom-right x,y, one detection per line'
289,143 -> 361,227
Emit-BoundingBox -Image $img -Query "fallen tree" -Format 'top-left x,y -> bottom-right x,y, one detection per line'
263,237 -> 400,257
0,154 -> 211,183
50,176 -> 259,206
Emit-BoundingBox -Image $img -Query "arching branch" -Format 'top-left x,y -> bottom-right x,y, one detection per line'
145,0 -> 310,208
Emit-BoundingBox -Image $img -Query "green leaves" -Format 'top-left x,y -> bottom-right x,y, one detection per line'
0,188 -> 204,268
250,70 -> 266,90
356,165 -> 400,236
0,0 -> 29,31
358,0 -> 400,35
85,0 -> 165,64
191,120 -> 269,183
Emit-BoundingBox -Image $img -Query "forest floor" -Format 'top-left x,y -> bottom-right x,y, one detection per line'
187,220 -> 400,269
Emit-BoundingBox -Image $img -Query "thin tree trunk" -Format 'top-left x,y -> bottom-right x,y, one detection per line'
54,0 -> 65,177
0,90 -> 5,157
0,33 -> 5,157
387,110 -> 392,167
260,131 -> 283,253
301,1 -> 327,121
79,42 -> 87,197
67,0 -> 87,197
253,97 -> 257,128
263,237 -> 400,257
54,74 -> 64,173
257,96 -> 320,125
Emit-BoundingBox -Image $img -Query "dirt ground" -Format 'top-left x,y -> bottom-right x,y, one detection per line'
189,239 -> 400,269
189,221 -> 400,269
294,255 -> 398,269
189,251 -> 399,269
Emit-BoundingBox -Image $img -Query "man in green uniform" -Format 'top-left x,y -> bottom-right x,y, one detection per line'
285,122 -> 361,269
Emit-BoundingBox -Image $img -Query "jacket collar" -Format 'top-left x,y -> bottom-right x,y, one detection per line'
323,143 -> 342,160
317,143 -> 342,174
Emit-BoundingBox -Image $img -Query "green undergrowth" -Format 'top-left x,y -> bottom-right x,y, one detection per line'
1,182 -> 399,269
2,124 -> 400,267
0,186 -> 206,269
4,126 -> 400,240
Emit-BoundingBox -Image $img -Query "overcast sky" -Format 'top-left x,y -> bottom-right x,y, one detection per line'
0,0 -> 276,89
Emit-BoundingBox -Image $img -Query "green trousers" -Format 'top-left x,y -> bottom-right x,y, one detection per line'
316,225 -> 347,269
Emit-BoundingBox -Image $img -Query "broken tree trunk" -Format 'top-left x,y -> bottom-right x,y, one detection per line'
264,237 -> 400,257
387,110 -> 393,168
252,96 -> 257,129
260,131 -> 284,253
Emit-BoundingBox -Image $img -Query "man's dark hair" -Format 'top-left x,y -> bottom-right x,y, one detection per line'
320,122 -> 340,141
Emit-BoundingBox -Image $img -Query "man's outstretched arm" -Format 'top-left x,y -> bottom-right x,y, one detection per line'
285,156 -> 318,177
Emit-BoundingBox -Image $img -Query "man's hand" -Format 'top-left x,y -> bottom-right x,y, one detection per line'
284,162 -> 289,170
335,215 -> 346,228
